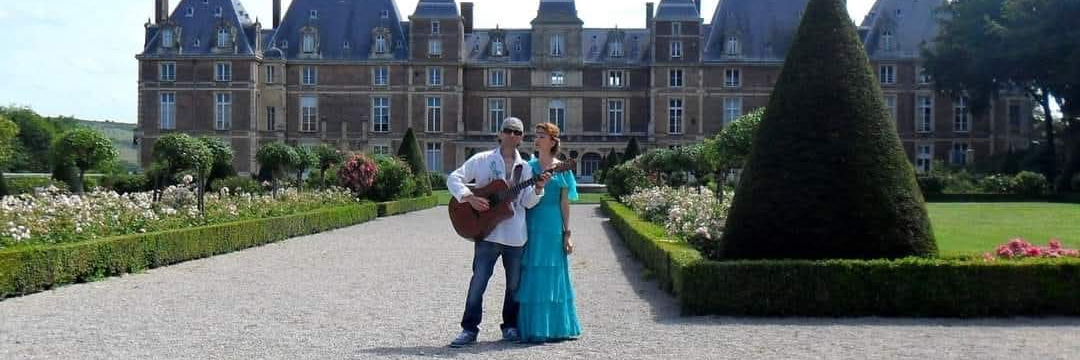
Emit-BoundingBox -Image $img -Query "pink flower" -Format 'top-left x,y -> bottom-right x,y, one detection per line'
1024,247 -> 1042,257
996,245 -> 1013,258
1049,239 -> 1062,250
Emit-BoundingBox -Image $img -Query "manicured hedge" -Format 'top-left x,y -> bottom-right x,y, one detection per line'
0,203 -> 377,299
377,195 -> 439,217
601,199 -> 1080,316
925,193 -> 1080,203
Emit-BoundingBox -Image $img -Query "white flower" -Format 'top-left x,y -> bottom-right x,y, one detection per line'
182,175 -> 194,184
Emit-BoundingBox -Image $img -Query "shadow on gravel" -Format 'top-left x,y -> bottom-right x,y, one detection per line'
590,207 -> 1080,328
359,341 -> 545,358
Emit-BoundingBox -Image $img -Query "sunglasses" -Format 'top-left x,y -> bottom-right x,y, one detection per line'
501,129 -> 523,136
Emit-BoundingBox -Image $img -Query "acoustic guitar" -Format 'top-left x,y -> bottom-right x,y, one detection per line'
448,159 -> 577,241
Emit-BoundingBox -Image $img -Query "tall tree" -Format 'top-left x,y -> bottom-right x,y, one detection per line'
151,133 -> 211,209
256,142 -> 298,197
291,145 -> 318,191
719,0 -> 936,260
0,115 -> 18,196
623,137 -> 641,162
314,143 -> 344,189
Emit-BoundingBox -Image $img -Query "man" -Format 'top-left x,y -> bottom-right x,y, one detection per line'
446,117 -> 550,347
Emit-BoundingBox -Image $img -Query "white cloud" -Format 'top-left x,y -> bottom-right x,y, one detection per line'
0,9 -> 9,19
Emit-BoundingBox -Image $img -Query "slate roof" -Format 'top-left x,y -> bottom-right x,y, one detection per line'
532,0 -> 583,25
703,0 -> 810,61
141,0 -> 258,57
654,0 -> 699,21
582,29 -> 652,65
464,29 -> 533,64
859,0 -> 946,59
413,0 -> 460,19
265,0 -> 409,60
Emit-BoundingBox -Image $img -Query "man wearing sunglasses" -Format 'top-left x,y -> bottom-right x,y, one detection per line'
446,117 -> 551,347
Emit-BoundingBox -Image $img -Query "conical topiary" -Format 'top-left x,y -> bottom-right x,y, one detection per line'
624,137 -> 641,162
717,0 -> 936,260
396,128 -> 431,195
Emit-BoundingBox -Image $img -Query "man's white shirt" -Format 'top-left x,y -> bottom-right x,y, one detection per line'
447,147 -> 543,247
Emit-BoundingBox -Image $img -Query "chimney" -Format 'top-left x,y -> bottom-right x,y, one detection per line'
693,0 -> 701,16
156,0 -> 170,23
646,2 -> 654,29
461,2 -> 474,34
273,0 -> 282,28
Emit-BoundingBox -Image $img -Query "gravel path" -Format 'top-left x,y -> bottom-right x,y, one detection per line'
1,205 -> 1078,359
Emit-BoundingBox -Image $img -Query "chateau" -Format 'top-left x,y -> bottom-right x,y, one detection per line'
136,0 -> 1034,180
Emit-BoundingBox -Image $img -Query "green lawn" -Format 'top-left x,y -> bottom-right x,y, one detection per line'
928,202 -> 1080,256
434,190 -> 605,205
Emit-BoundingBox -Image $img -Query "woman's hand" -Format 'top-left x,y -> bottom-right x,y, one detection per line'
563,233 -> 574,255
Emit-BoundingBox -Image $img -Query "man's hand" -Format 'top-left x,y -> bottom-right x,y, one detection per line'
463,194 -> 490,211
534,172 -> 552,194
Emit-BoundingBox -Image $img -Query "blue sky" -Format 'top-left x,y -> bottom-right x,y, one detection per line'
0,0 -> 877,124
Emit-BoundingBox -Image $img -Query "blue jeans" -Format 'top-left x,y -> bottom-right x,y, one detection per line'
460,240 -> 523,334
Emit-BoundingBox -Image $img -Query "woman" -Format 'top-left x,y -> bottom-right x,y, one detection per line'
516,122 -> 580,343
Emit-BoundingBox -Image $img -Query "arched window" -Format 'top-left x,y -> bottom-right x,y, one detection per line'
302,33 -> 316,53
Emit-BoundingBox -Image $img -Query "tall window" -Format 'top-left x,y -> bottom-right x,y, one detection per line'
302,34 -> 315,53
726,36 -> 740,56
488,69 -> 506,87
266,65 -> 276,83
266,106 -> 276,130
952,142 -> 970,165
492,39 -> 505,56
954,97 -> 970,132
885,95 -> 897,122
215,62 -> 231,82
881,30 -> 894,51
1008,103 -> 1021,129
372,97 -> 389,132
300,96 -> 315,132
550,71 -> 565,86
426,143 -> 443,172
607,99 -> 624,134
159,62 -> 176,82
723,97 -> 742,125
161,28 -> 174,47
918,66 -> 931,84
670,41 -> 683,58
550,34 -> 564,57
215,93 -> 231,130
672,22 -> 682,35
668,98 -> 683,134
607,70 -> 625,87
431,21 -> 441,34
159,92 -> 175,130
428,39 -> 442,56
427,67 -> 443,86
217,27 -> 229,48
879,65 -> 895,84
610,41 -> 623,57
300,96 -> 317,132
426,97 -> 442,132
375,34 -> 388,54
373,66 -> 389,86
302,66 -> 317,85
548,99 -> 566,130
582,153 -> 601,179
917,95 -> 933,132
916,144 -> 932,173
669,69 -> 683,88
488,98 -> 506,133
724,68 -> 740,87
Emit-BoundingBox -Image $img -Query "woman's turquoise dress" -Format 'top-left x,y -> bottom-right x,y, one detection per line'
517,159 -> 581,342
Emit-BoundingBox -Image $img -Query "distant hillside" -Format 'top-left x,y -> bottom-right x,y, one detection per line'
74,120 -> 139,171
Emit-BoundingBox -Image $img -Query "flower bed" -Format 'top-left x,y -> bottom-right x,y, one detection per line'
0,185 -> 356,249
602,199 -> 1080,316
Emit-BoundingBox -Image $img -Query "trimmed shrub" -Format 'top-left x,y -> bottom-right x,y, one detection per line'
429,171 -> 448,190
101,174 -> 151,194
367,155 -> 415,202
917,174 -> 946,195
210,176 -> 262,194
0,204 -> 377,299
397,128 -> 431,196
603,160 -> 652,199
1009,171 -> 1049,195
377,195 -> 439,217
6,176 -> 68,195
720,0 -> 935,260
977,174 -> 1012,194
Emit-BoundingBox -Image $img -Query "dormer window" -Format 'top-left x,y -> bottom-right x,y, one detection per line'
492,38 -> 505,56
375,34 -> 388,54
161,28 -> 174,48
881,30 -> 894,51
214,7 -> 222,18
380,10 -> 389,18
343,41 -> 350,50
431,21 -> 440,35
302,33 -> 316,53
201,0 -> 208,4
726,36 -> 740,56
281,40 -> 288,48
610,40 -> 623,58
194,38 -> 201,47
185,7 -> 194,17
310,10 -> 318,19
217,27 -> 230,48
